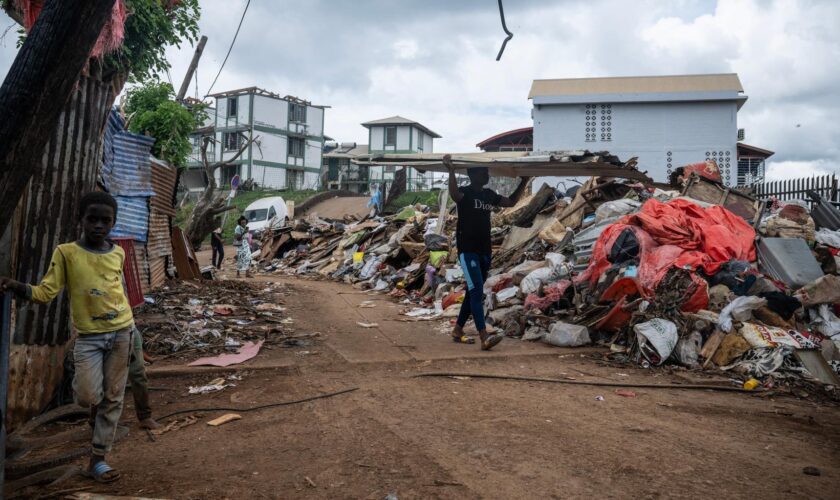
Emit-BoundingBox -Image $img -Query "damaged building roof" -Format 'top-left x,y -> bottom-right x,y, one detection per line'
361,116 -> 442,138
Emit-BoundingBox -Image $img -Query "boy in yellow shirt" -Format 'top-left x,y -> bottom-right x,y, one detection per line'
1,192 -> 132,483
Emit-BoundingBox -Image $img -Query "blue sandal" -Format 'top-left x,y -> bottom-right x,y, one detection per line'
88,461 -> 120,483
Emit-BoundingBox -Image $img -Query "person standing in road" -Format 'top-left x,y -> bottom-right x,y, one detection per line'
210,227 -> 224,270
234,216 -> 252,278
444,155 -> 529,350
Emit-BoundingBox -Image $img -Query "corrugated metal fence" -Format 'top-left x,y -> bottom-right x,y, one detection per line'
752,174 -> 838,205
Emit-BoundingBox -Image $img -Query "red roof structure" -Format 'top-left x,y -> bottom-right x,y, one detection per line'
476,127 -> 533,152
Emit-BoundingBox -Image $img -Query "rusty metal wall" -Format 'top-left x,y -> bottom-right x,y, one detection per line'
7,71 -> 124,429
149,255 -> 167,290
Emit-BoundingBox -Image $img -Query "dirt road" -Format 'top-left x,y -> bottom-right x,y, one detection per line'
28,274 -> 840,499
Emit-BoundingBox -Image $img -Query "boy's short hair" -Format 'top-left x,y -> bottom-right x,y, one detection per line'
467,167 -> 489,177
238,216 -> 248,224
79,191 -> 118,220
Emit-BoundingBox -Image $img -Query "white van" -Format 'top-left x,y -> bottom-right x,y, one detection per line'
242,196 -> 288,239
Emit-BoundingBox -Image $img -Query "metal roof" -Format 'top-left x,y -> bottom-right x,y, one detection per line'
737,142 -> 775,159
323,144 -> 369,159
476,127 -> 533,149
361,116 -> 441,138
529,73 -> 747,109
354,150 -> 652,182
530,73 -> 743,97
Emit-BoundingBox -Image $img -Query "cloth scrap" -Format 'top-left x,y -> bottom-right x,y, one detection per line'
188,340 -> 264,367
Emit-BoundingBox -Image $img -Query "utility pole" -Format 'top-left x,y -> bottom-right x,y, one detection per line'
177,35 -> 208,101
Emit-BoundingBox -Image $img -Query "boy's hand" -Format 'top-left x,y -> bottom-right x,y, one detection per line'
0,277 -> 23,295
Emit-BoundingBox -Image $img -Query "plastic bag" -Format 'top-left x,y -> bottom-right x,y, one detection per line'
815,228 -> 840,248
718,296 -> 767,333
595,199 -> 641,222
543,322 -> 590,347
810,304 -> 840,338
521,267 -> 554,294
634,319 -> 678,366
675,331 -> 703,368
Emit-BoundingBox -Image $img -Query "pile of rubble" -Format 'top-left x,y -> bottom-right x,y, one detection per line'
136,280 -> 315,360
258,159 -> 840,395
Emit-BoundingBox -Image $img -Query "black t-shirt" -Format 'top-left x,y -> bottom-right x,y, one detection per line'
455,186 -> 502,255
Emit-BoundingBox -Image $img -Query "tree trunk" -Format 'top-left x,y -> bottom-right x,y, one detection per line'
0,0 -> 117,236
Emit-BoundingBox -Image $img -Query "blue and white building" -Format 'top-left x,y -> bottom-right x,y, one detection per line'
529,74 -> 748,185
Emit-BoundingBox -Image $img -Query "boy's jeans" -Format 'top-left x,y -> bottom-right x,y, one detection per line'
73,327 -> 131,455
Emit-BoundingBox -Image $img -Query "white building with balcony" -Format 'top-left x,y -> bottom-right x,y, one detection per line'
185,87 -> 327,191
363,116 -> 440,192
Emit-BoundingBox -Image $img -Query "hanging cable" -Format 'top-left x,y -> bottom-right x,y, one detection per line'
206,0 -> 251,96
495,0 -> 513,61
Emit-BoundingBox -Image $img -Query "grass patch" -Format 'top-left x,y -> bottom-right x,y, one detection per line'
385,190 -> 440,211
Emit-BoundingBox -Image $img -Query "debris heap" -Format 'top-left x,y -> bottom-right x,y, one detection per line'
259,159 -> 840,396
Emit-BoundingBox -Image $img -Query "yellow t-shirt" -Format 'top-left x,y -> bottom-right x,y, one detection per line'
28,242 -> 134,334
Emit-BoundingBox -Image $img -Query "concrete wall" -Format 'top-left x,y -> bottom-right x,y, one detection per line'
532,100 -> 738,184
253,94 -> 288,130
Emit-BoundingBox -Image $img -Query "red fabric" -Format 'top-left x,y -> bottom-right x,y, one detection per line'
578,199 -> 752,311
524,280 -> 572,311
621,199 -> 755,274
15,0 -> 127,57
491,276 -> 513,293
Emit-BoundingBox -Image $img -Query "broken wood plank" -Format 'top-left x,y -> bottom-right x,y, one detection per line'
701,329 -> 726,368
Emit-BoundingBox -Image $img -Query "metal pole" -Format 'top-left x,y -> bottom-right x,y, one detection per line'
0,291 -> 12,497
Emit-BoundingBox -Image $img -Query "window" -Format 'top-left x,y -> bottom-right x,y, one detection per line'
289,103 -> 306,123
417,132 -> 424,151
223,132 -> 240,151
227,97 -> 237,117
287,169 -> 302,189
268,206 -> 277,219
289,137 -> 305,158
385,126 -> 397,147
244,208 -> 268,222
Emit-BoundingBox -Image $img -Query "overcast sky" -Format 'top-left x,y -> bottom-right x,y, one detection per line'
1,0 -> 838,180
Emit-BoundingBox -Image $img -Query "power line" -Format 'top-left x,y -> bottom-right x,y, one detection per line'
206,0 -> 251,97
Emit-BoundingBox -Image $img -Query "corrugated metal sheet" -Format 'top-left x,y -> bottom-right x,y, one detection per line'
528,73 -> 744,98
9,71 -> 127,430
149,255 -> 167,290
110,132 -> 155,195
150,158 -> 177,217
147,211 -> 172,258
137,245 -> 150,293
111,196 -> 150,242
14,73 -> 122,347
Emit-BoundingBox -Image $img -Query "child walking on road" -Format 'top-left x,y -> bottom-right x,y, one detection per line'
1,192 -> 134,483
444,155 -> 529,350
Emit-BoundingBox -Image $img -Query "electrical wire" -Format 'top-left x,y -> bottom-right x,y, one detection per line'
495,0 -> 513,61
413,372 -> 759,393
206,0 -> 251,97
157,386 -> 359,421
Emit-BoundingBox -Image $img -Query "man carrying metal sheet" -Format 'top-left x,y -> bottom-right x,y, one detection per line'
445,155 -> 528,350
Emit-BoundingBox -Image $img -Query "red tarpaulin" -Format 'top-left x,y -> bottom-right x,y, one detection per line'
15,0 -> 127,57
576,199 -> 757,312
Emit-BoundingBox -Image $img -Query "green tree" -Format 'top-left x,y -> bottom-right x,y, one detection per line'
125,80 -> 205,168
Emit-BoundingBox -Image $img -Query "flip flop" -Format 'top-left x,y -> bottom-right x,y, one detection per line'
87,461 -> 120,483
452,335 -> 476,344
481,333 -> 504,351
